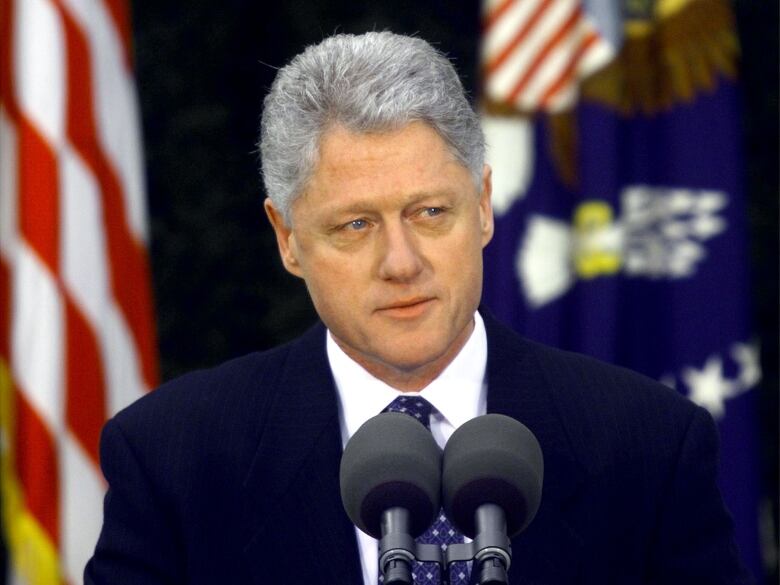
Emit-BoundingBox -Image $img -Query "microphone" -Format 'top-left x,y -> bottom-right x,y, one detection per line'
339,412 -> 443,584
442,414 -> 543,584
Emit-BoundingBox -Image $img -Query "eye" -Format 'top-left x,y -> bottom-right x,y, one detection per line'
335,218 -> 371,233
346,219 -> 368,230
417,206 -> 448,219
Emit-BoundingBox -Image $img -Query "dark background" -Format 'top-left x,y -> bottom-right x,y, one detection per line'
130,0 -> 777,580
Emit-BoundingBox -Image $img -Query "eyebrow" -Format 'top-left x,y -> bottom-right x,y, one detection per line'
328,188 -> 459,216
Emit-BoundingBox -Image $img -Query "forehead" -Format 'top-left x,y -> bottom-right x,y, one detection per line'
297,122 -> 471,209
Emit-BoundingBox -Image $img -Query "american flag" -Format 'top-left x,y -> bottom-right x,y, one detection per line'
0,0 -> 157,582
482,0 -> 614,112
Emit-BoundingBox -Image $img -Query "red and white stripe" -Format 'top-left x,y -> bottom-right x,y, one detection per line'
482,0 -> 615,112
0,0 -> 157,582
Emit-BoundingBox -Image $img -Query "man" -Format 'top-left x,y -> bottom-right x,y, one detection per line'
85,32 -> 750,584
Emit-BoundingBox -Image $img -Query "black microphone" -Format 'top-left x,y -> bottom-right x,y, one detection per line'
339,412 -> 443,584
442,414 -> 543,584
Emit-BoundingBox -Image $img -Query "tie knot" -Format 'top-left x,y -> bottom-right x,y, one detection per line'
383,395 -> 433,430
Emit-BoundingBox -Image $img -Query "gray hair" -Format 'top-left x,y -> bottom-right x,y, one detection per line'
259,31 -> 485,224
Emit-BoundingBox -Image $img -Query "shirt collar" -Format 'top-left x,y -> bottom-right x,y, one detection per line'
328,312 -> 488,446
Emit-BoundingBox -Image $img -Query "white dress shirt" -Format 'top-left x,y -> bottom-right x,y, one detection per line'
327,312 -> 488,585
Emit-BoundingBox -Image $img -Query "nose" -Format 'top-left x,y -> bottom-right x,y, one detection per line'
376,221 -> 424,283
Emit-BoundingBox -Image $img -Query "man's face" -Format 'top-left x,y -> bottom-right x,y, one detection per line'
265,121 -> 493,389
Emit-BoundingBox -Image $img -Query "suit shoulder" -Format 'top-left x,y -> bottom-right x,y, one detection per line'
527,338 -> 712,463
110,323 -> 325,440
483,309 -> 697,418
117,346 -> 278,425
98,324 -> 327,494
525,336 -> 693,412
484,313 -> 704,450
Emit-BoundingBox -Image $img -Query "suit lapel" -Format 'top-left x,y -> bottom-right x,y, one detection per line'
483,310 -> 586,583
241,323 -> 363,584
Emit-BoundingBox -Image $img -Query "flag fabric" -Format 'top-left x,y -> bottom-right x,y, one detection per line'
480,0 -> 764,578
0,0 -> 157,582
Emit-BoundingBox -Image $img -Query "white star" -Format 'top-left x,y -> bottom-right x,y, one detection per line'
667,190 -> 696,214
683,356 -> 737,419
690,214 -> 726,239
731,341 -> 761,390
694,190 -> 727,214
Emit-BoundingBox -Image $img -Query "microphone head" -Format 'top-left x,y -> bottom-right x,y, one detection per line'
339,412 -> 442,539
442,414 -> 543,538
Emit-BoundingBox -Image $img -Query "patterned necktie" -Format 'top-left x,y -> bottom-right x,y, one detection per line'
381,396 -> 470,585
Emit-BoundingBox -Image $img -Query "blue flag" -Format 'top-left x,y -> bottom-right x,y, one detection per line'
480,0 -> 763,577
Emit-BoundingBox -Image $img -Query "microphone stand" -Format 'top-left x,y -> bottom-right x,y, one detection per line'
378,507 -> 444,585
444,504 -> 511,585
378,504 -> 512,584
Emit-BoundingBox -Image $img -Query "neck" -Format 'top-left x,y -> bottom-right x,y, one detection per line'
359,363 -> 444,393
334,319 -> 475,392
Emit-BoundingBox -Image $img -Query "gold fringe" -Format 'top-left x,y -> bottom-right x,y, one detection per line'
547,111 -> 579,189
481,97 -> 536,118
0,360 -> 62,584
582,0 -> 739,116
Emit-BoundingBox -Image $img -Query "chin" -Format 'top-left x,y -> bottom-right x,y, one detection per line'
378,341 -> 449,372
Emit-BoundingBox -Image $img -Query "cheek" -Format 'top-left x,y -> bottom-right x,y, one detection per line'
448,235 -> 484,300
439,227 -> 484,274
300,255 -> 364,310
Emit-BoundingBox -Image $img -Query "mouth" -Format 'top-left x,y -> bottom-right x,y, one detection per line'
376,297 -> 436,318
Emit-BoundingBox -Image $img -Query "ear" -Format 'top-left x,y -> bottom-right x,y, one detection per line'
264,198 -> 304,278
478,164 -> 495,248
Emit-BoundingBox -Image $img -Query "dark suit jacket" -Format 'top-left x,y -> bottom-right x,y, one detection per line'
85,312 -> 750,584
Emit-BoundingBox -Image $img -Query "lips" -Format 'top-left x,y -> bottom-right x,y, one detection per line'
380,298 -> 432,310
376,297 -> 436,318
